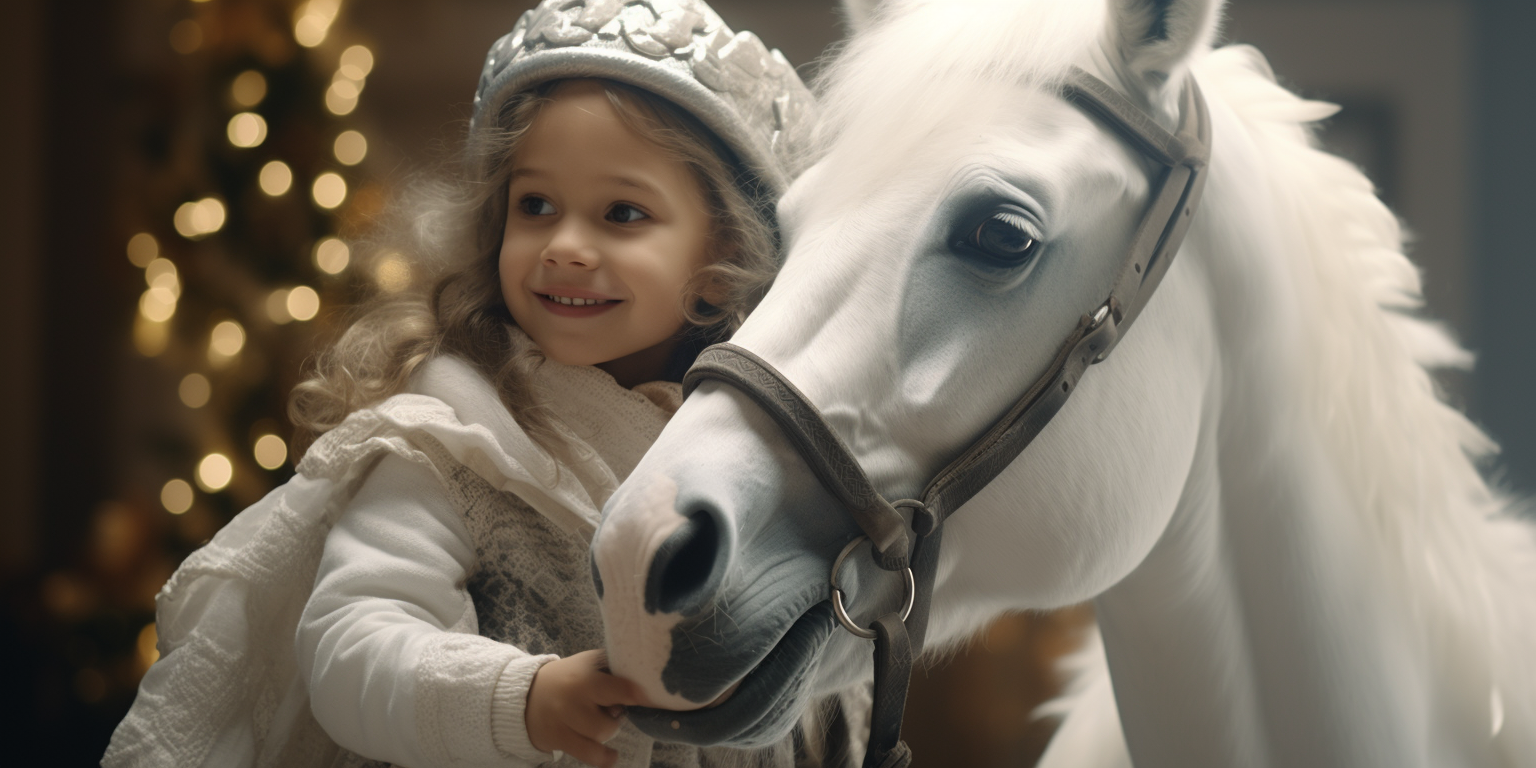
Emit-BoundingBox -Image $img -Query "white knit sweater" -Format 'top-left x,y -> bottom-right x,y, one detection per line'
104,347 -> 859,768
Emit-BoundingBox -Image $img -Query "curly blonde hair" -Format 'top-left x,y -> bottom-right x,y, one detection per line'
289,78 -> 780,451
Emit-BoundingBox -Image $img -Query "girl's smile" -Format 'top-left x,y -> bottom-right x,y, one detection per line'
536,289 -> 622,317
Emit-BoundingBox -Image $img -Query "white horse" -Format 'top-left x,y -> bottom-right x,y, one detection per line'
591,0 -> 1536,765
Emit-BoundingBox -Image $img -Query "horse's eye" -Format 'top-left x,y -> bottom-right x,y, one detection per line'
964,211 -> 1038,266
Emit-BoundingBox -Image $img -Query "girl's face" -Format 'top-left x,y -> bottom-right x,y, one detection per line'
499,80 -> 712,385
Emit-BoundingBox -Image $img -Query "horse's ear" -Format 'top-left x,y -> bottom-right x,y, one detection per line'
839,0 -> 884,33
1107,0 -> 1224,92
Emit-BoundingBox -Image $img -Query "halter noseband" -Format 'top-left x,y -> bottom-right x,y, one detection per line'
682,67 -> 1211,768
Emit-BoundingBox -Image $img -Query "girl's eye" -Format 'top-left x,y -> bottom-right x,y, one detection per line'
607,203 -> 649,224
519,196 -> 556,216
961,211 -> 1038,268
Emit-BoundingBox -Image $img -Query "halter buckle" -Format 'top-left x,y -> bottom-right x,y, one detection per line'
830,535 -> 916,640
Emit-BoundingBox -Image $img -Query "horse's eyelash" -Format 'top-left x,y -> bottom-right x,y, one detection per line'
989,210 -> 1035,233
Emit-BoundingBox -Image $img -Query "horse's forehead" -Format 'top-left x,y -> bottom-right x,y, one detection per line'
789,83 -> 1140,234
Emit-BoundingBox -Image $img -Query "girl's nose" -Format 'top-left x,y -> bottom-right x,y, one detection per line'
542,221 -> 601,270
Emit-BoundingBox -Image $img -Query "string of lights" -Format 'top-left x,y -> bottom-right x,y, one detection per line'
47,0 -> 384,713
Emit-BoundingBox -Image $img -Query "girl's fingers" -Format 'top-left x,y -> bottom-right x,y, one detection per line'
566,701 -> 624,743
557,727 -> 619,768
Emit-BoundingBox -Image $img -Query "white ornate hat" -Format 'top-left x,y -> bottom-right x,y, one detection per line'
472,0 -> 818,198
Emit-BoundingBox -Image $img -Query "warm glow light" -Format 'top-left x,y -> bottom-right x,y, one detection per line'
325,79 -> 359,115
259,160 -> 293,196
169,20 -> 202,54
339,45 -> 375,80
314,238 -> 350,274
175,198 -> 226,239
209,320 -> 246,358
173,203 -> 198,238
253,435 -> 288,470
161,479 -> 194,514
137,623 -> 160,671
333,130 -> 367,166
294,15 -> 327,47
231,70 -> 267,107
312,172 -> 347,209
286,285 -> 321,321
178,373 -> 211,408
196,454 -> 233,492
196,198 -> 226,233
139,287 -> 178,323
227,112 -> 268,148
127,233 -> 159,268
266,288 -> 292,324
294,0 -> 341,48
374,252 -> 412,293
134,315 -> 169,357
145,258 -> 180,296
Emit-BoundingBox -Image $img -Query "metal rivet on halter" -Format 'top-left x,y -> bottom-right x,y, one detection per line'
830,535 -> 916,639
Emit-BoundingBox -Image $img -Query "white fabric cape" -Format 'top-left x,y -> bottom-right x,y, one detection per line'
103,354 -> 675,768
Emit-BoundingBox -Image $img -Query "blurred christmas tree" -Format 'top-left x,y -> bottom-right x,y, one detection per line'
25,0 -> 388,761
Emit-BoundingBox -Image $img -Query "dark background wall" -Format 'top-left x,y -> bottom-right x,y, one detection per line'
1470,0 -> 1536,498
2,0 -> 1529,765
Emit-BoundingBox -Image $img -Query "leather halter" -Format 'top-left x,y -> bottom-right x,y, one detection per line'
682,67 -> 1211,768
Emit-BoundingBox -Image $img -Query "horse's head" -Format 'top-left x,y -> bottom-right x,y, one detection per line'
592,0 -> 1225,746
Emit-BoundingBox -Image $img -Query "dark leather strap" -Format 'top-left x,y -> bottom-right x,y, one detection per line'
685,345 -> 913,570
681,67 -> 1212,767
862,613 -> 914,768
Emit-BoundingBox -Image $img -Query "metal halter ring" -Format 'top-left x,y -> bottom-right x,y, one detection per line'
829,535 -> 916,640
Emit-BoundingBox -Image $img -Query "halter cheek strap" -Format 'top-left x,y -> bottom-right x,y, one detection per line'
682,66 -> 1211,768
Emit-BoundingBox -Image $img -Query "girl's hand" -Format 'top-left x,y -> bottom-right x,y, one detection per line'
525,650 -> 640,768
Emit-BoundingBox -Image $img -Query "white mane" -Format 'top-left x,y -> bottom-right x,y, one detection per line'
1194,45 -> 1536,745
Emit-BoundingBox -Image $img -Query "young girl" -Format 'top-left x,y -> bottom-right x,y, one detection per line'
105,2 -> 860,767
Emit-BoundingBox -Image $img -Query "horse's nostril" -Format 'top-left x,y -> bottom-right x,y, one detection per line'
591,551 -> 604,600
645,506 -> 723,616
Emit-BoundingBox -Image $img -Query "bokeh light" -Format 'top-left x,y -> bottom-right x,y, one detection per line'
127,233 -> 159,268
231,70 -> 268,107
374,252 -> 412,293
259,160 -> 293,196
196,453 -> 233,493
339,45 -> 375,80
160,479 -> 194,514
266,288 -> 292,324
139,287 -> 177,323
145,258 -> 180,296
178,373 -> 211,409
334,130 -> 367,166
314,237 -> 350,274
208,320 -> 246,364
286,286 -> 321,321
325,78 -> 360,115
137,624 -> 160,672
227,112 -> 268,148
294,0 -> 341,48
173,197 -> 226,239
254,435 -> 288,470
312,172 -> 347,209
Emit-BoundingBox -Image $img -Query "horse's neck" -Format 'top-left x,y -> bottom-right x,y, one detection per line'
1093,262 -> 1468,767
1096,400 -> 1450,767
